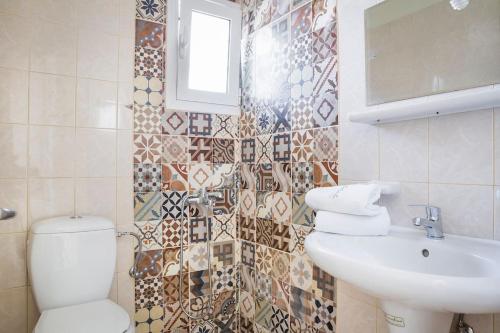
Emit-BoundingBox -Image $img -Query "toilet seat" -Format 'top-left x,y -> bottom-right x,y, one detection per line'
34,299 -> 132,333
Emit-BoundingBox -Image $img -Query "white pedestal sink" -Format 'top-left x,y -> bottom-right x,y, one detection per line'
305,227 -> 500,333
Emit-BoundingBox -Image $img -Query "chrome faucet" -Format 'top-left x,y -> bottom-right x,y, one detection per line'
410,205 -> 444,239
187,188 -> 224,208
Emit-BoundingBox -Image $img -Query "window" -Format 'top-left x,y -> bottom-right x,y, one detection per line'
166,0 -> 241,115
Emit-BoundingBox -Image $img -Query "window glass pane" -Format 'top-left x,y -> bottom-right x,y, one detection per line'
188,11 -> 230,93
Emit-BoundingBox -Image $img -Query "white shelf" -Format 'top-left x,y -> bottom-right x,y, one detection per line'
349,84 -> 500,124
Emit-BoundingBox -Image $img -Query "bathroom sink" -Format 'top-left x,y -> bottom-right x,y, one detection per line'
305,226 -> 500,333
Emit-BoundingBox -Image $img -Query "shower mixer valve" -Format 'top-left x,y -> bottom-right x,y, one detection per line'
187,188 -> 224,208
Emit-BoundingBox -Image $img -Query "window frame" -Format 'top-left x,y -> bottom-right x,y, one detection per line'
166,0 -> 241,115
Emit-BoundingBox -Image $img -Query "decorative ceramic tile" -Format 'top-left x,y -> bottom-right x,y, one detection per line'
135,219 -> 163,250
164,301 -> 189,331
189,137 -> 213,163
213,289 -> 238,319
242,138 -> 256,163
256,218 -> 273,247
291,34 -> 312,70
162,219 -> 188,248
240,111 -> 256,138
312,265 -> 336,301
290,286 -> 312,322
290,254 -> 313,290
134,105 -> 162,134
134,163 -> 161,192
135,19 -> 165,49
189,216 -> 210,244
162,135 -> 188,163
162,247 -> 187,276
135,277 -> 163,309
292,130 -> 314,162
273,162 -> 292,192
213,265 -> 237,292
136,0 -> 166,23
189,112 -> 212,136
189,243 -> 209,271
290,224 -> 313,254
290,315 -> 312,333
135,305 -> 164,333
213,189 -> 237,216
188,163 -> 213,190
291,97 -> 314,131
137,249 -> 163,279
312,22 -> 337,64
292,162 -> 314,193
273,192 -> 292,223
135,46 -> 163,79
162,191 -> 187,220
163,273 -> 189,304
256,272 -> 273,301
134,192 -> 162,221
242,5 -> 256,39
314,126 -> 338,161
212,240 -> 235,268
255,322 -> 271,333
161,163 -> 188,191
240,215 -> 256,242
255,244 -> 272,274
312,0 -> 336,32
273,101 -> 291,133
256,163 -> 273,192
255,0 -> 272,29
271,0 -> 290,20
213,139 -> 235,163
272,278 -> 290,311
256,192 -> 273,219
272,222 -> 290,252
240,315 -> 254,333
273,133 -> 291,162
161,110 -> 188,135
313,57 -> 338,127
240,290 -> 256,319
291,64 -> 314,111
212,163 -> 238,189
313,161 -> 338,187
270,305 -> 289,333
241,240 -> 256,268
241,189 -> 256,217
292,193 -> 315,226
134,76 -> 163,107
271,250 -> 290,281
256,135 -> 273,164
291,3 -> 312,40
134,133 -> 162,164
212,214 -> 237,241
256,103 -> 275,135
311,296 -> 336,331
189,270 -> 211,297
213,114 -> 239,138
242,163 -> 257,190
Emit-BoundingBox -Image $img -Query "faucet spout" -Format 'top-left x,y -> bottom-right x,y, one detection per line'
410,205 -> 444,239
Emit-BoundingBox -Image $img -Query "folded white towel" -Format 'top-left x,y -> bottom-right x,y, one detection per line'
305,184 -> 382,216
314,207 -> 391,236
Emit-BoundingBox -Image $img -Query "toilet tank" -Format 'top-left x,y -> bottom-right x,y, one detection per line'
28,216 -> 117,311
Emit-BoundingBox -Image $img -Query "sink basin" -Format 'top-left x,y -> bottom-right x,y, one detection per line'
305,226 -> 500,333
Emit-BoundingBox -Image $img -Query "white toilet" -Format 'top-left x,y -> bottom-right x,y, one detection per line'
28,216 -> 134,333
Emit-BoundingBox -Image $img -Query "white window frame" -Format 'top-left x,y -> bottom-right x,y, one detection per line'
166,0 -> 241,115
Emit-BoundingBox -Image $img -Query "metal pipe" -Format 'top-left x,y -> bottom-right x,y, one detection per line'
116,231 -> 144,279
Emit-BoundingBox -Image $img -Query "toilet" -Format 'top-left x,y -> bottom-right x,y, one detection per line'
28,216 -> 134,333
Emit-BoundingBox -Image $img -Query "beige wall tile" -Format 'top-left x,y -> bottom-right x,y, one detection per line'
29,0 -> 77,25
29,126 -> 75,178
116,177 -> 133,227
27,287 -> 40,333
0,179 -> 27,233
0,287 -> 28,333
77,29 -> 119,81
76,79 -> 118,129
0,14 -> 31,70
0,233 -> 27,289
0,0 -> 30,16
30,20 -> 77,76
118,105 -> 133,130
29,178 -> 75,224
464,314 -> 494,333
380,182 -> 428,227
0,68 -> 29,124
0,124 -> 28,179
118,37 -> 134,84
75,128 -> 117,177
337,291 -> 377,333
116,231 -> 134,274
29,73 -> 76,127
118,0 -> 135,38
117,271 -> 134,317
117,130 -> 133,178
77,0 -> 120,36
75,178 -> 116,222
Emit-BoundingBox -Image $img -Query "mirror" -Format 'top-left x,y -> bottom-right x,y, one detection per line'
365,0 -> 500,106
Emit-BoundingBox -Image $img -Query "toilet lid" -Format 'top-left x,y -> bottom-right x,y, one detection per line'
35,299 -> 131,333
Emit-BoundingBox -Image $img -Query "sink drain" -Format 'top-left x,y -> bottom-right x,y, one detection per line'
422,249 -> 430,257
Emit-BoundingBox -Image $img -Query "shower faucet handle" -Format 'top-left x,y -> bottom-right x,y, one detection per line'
0,208 -> 16,221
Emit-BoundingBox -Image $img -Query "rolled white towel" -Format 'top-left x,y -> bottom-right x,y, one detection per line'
314,207 -> 391,236
305,184 -> 382,216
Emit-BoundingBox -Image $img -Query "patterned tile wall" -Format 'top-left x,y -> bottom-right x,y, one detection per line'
239,0 -> 339,332
133,1 -> 241,332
